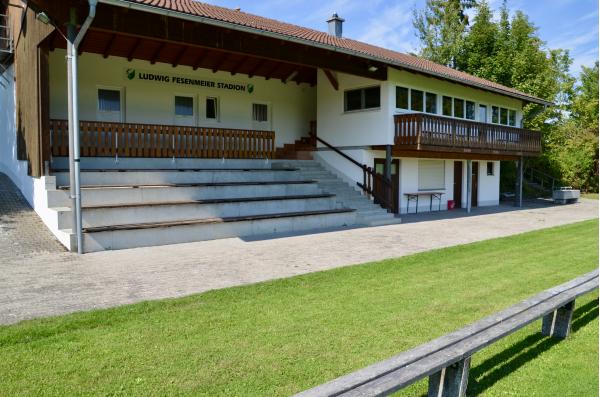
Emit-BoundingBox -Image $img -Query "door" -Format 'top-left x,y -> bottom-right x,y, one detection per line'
97,87 -> 123,122
374,158 -> 400,213
471,161 -> 479,207
479,105 -> 487,123
453,161 -> 463,208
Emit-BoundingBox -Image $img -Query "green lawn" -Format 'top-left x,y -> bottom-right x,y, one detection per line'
582,192 -> 599,200
1,220 -> 598,397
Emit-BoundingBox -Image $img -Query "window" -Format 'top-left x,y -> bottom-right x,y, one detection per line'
442,96 -> 452,116
411,89 -> 423,111
466,101 -> 475,120
344,86 -> 380,111
206,97 -> 218,120
425,92 -> 437,114
98,89 -> 121,112
487,162 -> 494,176
174,96 -> 194,117
252,103 -> 268,122
508,109 -> 516,126
500,108 -> 508,125
453,98 -> 464,118
492,106 -> 499,123
396,86 -> 409,109
479,105 -> 487,122
418,160 -> 445,190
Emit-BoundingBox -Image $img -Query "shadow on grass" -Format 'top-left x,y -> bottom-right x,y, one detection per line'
466,298 -> 598,395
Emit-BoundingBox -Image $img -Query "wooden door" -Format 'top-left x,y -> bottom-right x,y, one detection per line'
453,161 -> 463,208
471,161 -> 479,207
374,158 -> 400,213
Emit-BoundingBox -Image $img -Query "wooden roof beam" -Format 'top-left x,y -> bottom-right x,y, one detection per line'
230,56 -> 249,75
248,58 -> 266,78
102,33 -> 117,59
150,41 -> 165,64
282,69 -> 298,84
323,69 -> 338,91
192,48 -> 206,70
127,37 -> 141,61
172,45 -> 188,68
212,52 -> 229,73
264,62 -> 282,80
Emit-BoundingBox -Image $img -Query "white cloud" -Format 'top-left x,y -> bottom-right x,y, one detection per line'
355,3 -> 418,53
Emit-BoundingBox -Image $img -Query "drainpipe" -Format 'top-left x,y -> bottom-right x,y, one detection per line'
69,0 -> 98,254
66,9 -> 76,247
466,160 -> 472,214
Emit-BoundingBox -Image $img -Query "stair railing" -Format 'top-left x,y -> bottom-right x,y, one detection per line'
524,167 -> 562,192
312,133 -> 395,213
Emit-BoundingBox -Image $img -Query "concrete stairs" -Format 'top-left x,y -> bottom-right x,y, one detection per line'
276,160 -> 401,227
44,157 -> 399,252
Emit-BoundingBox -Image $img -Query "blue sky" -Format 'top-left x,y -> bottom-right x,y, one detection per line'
204,0 -> 598,77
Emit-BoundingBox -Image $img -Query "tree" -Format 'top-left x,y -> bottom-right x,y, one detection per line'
413,0 -> 476,68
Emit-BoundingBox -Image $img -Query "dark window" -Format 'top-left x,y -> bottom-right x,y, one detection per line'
492,106 -> 499,123
442,96 -> 452,116
98,89 -> 121,112
411,89 -> 423,111
396,86 -> 409,109
466,101 -> 475,120
344,86 -> 380,111
364,87 -> 381,109
425,92 -> 437,114
487,162 -> 494,176
453,98 -> 464,118
175,96 -> 194,117
206,97 -> 218,120
252,103 -> 268,122
500,107 -> 508,125
508,109 -> 516,126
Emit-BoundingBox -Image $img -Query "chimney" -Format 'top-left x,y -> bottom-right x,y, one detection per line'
327,13 -> 344,38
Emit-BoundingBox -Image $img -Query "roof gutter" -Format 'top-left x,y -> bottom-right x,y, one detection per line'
97,0 -> 553,107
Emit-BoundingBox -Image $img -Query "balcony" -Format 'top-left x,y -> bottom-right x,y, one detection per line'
394,113 -> 541,158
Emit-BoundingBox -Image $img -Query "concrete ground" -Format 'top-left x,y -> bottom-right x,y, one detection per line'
0,172 -> 597,325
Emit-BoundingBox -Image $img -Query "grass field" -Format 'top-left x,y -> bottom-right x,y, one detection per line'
0,220 -> 598,396
582,192 -> 599,200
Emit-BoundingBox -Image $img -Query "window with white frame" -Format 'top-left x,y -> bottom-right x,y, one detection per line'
205,97 -> 218,120
442,96 -> 452,116
487,162 -> 494,176
491,106 -> 517,126
345,86 -> 381,111
418,159 -> 445,191
174,96 -> 194,117
396,86 -> 437,114
396,86 -> 409,109
98,89 -> 121,113
425,92 -> 437,114
410,89 -> 423,111
252,103 -> 269,122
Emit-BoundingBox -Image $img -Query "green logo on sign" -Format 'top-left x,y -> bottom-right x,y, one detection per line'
247,83 -> 254,94
126,68 -> 136,80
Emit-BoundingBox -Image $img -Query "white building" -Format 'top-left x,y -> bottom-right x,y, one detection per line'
0,0 -> 550,252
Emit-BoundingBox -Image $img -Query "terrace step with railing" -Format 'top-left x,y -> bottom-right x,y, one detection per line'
45,157 -> 400,252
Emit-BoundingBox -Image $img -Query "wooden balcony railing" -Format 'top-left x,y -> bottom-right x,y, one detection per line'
49,119 -> 276,159
394,113 -> 541,155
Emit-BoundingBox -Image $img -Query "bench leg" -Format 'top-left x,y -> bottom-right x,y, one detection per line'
428,357 -> 471,397
542,300 -> 575,339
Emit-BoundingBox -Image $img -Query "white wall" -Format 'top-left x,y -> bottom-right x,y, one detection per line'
49,50 -> 316,147
316,69 -> 393,146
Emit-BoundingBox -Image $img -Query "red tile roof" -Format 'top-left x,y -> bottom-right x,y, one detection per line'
113,0 -> 551,105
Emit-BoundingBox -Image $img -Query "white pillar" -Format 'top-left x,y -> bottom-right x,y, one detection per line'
466,160 -> 472,213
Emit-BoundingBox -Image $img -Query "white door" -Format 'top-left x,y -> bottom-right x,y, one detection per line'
252,103 -> 271,130
97,87 -> 123,122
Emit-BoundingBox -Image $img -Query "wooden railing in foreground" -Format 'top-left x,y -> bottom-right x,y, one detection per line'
49,119 -> 276,159
295,270 -> 598,397
314,135 -> 395,213
394,113 -> 542,155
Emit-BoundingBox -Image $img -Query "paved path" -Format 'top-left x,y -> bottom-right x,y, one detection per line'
0,173 -> 597,324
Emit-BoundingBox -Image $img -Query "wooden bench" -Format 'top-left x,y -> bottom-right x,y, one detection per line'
294,270 -> 598,397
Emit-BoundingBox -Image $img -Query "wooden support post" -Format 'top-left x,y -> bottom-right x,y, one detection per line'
428,357 -> 471,397
515,156 -> 523,207
542,300 -> 575,339
466,160 -> 472,214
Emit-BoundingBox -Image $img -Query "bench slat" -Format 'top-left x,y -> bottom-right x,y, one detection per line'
295,270 -> 598,397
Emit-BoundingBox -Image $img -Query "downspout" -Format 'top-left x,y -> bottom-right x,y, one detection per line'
70,0 -> 97,254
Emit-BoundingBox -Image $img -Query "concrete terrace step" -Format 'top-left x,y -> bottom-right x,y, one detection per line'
53,169 -> 306,186
48,181 -> 322,207
77,208 -> 357,252
56,194 -> 340,229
